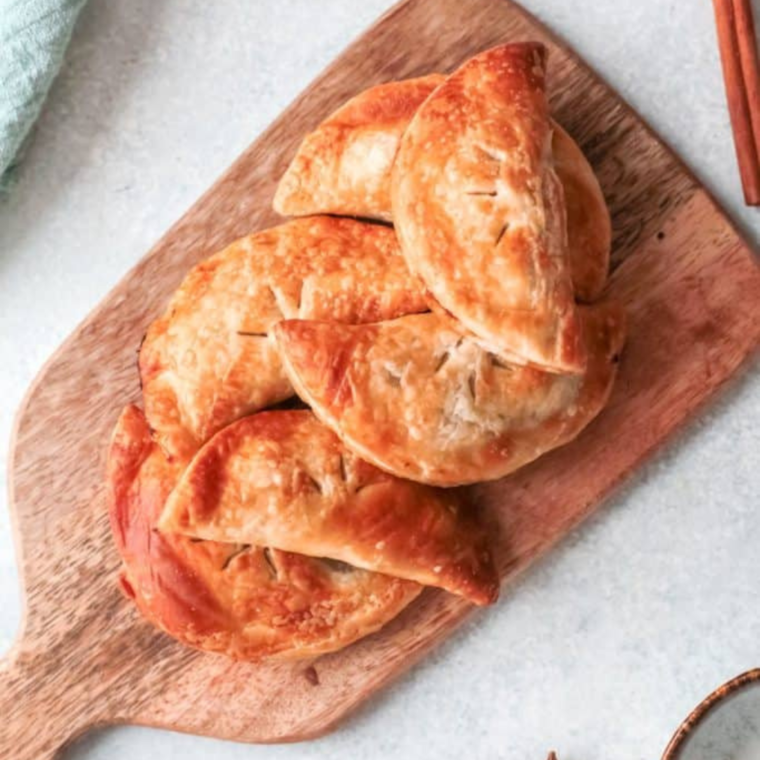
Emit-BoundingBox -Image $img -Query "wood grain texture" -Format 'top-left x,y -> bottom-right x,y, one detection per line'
2,0 -> 760,756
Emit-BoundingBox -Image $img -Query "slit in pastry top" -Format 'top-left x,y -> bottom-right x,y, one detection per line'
391,42 -> 585,373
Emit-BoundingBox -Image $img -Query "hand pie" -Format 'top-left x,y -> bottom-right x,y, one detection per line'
273,301 -> 625,487
274,76 -> 609,302
140,216 -> 427,461
107,405 -> 422,661
159,410 -> 499,606
273,75 -> 445,221
552,122 -> 611,302
392,43 -> 585,373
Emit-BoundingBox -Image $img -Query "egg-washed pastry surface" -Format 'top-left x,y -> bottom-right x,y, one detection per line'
159,410 -> 498,605
140,216 -> 427,462
107,405 -> 423,661
274,302 -> 625,486
551,121 -> 610,302
108,40 -> 624,665
392,43 -> 584,373
274,77 -> 610,303
274,75 -> 445,221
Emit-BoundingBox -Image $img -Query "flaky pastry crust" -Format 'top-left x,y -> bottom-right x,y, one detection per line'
274,76 -> 445,221
159,410 -> 498,605
139,216 -> 427,461
552,122 -> 611,302
109,40 -> 620,663
392,43 -> 585,373
108,405 -> 423,660
274,302 -> 625,487
274,76 -> 610,302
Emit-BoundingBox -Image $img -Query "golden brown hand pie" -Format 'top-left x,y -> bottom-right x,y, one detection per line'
552,122 -> 611,302
273,75 -> 445,221
140,216 -> 427,462
274,76 -> 609,302
159,410 -> 498,606
108,405 -> 423,661
392,43 -> 585,374
274,301 -> 625,487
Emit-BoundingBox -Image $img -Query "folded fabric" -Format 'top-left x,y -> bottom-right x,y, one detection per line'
0,0 -> 86,189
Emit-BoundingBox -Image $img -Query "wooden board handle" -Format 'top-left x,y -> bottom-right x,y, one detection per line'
0,642 -> 100,759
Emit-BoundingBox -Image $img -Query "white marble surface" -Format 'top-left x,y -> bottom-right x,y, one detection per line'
1,1 -> 759,758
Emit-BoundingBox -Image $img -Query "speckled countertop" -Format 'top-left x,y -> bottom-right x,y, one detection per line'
1,2 -> 759,759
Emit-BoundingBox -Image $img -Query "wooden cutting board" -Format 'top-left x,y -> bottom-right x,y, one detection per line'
3,0 -> 760,757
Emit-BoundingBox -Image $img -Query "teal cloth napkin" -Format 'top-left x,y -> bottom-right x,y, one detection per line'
0,0 -> 86,189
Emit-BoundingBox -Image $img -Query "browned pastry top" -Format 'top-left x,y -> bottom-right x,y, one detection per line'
274,75 -> 445,221
140,216 -> 427,462
108,405 -> 423,661
392,43 -> 585,373
551,121 -> 610,302
274,302 -> 625,486
274,75 -> 610,303
109,40 -> 620,664
160,410 -> 498,605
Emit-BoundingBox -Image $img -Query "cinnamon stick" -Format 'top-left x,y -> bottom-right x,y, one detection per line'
733,0 -> 760,150
713,0 -> 760,205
